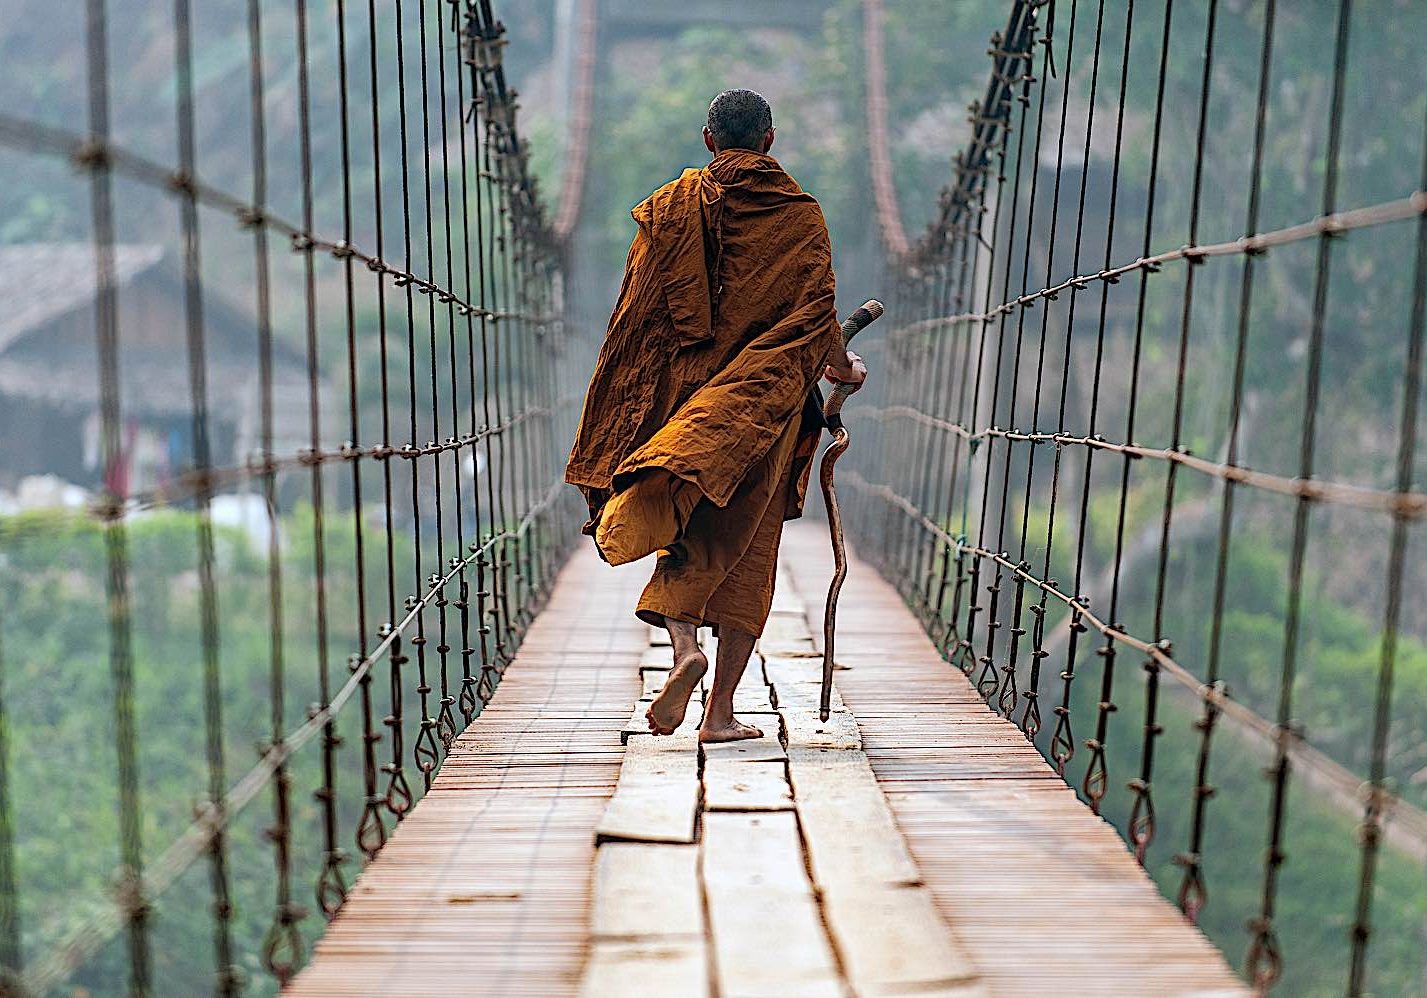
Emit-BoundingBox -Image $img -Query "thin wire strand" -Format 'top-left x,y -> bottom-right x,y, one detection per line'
84,0 -> 150,989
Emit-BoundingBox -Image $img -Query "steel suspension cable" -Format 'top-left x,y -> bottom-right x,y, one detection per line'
1246,1 -> 1353,987
1174,0 -> 1276,922
1115,0 -> 1178,864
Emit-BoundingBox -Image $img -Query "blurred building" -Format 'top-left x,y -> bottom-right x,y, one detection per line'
0,243 -> 313,498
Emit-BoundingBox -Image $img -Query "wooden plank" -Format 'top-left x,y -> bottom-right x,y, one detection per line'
700,728 -> 786,764
595,782 -> 699,844
776,523 -> 1249,997
770,541 -> 1041,995
787,748 -> 923,890
762,653 -> 820,682
781,702 -> 861,751
703,759 -> 793,811
760,634 -> 817,656
822,883 -> 983,996
580,939 -> 708,998
597,730 -> 701,844
621,702 -> 652,745
590,843 -> 703,940
731,673 -> 775,713
640,645 -> 674,667
759,611 -> 817,656
785,738 -> 979,994
702,812 -> 843,998
763,654 -> 839,686
769,675 -> 846,716
641,667 -> 669,696
770,584 -> 802,614
731,686 -> 775,713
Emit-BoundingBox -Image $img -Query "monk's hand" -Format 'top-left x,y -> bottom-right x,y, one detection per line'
824,350 -> 867,388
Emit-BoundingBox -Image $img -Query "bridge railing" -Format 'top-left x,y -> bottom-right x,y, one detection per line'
0,0 -> 588,991
851,0 -> 1427,992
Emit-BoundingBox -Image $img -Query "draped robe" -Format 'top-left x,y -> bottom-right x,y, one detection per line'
565,148 -> 840,635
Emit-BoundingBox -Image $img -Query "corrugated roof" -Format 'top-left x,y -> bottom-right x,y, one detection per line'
0,243 -> 165,353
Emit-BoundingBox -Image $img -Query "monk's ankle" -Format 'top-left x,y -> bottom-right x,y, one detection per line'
665,617 -> 701,661
702,703 -> 733,728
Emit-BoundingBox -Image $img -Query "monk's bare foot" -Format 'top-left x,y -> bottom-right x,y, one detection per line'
698,718 -> 764,744
646,651 -> 707,735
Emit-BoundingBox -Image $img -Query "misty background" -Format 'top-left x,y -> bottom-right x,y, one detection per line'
1,0 -> 1426,993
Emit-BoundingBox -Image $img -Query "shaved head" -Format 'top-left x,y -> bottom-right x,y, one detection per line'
706,89 -> 774,153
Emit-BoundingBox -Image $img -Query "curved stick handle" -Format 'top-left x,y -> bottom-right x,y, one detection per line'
817,299 -> 881,722
839,298 -> 884,347
824,299 -> 883,431
819,427 -> 851,722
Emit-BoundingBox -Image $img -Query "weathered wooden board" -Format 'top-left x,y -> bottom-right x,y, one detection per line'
731,673 -> 775,713
595,783 -> 699,844
591,843 -> 703,940
622,691 -> 705,744
760,635 -> 818,657
597,734 -> 700,843
762,654 -> 821,683
764,608 -> 808,633
781,702 -> 861,751
702,812 -> 843,998
580,939 -> 708,998
768,675 -> 847,717
640,645 -> 674,668
700,728 -> 786,764
702,759 -> 793,811
758,610 -> 818,656
770,584 -> 802,614
824,884 -> 980,994
787,747 -> 923,889
621,702 -> 651,745
763,653 -> 845,691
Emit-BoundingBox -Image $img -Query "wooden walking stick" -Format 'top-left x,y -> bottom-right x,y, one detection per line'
819,299 -> 883,722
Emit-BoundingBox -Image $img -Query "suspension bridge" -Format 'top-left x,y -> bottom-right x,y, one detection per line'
0,0 -> 1423,994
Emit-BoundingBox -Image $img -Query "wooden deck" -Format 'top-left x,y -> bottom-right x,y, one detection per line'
289,544 -> 648,996
293,523 -> 1248,997
778,524 -> 1247,997
581,572 -> 979,998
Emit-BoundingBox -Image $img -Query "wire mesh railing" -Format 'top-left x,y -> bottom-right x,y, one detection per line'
848,0 -> 1427,992
0,0 -> 588,991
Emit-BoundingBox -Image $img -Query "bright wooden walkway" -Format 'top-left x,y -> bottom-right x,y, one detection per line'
293,523 -> 1248,997
778,524 -> 1246,997
581,560 -> 979,998
289,544 -> 648,996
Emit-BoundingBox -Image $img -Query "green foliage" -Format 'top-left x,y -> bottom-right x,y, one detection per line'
575,24 -> 865,283
1020,526 -> 1427,994
0,506 -> 434,993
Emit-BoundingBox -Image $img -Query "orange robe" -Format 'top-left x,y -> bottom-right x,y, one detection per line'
565,149 -> 840,636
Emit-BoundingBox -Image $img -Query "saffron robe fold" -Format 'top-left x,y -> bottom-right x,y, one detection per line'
565,149 -> 841,535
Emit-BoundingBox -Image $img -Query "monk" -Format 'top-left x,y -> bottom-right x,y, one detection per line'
565,89 -> 867,743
